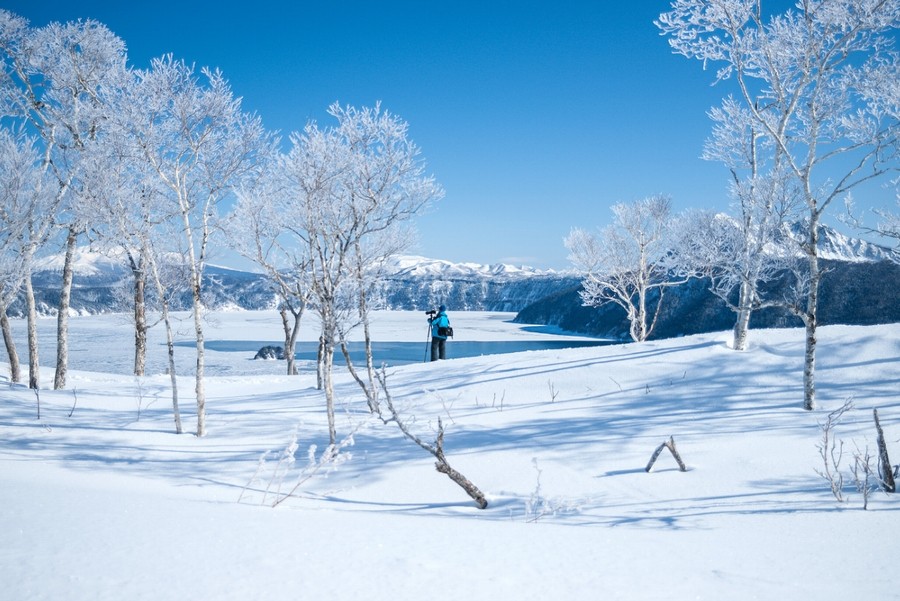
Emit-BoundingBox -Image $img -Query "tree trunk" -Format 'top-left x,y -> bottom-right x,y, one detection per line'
131,257 -> 147,377
54,225 -> 78,390
317,335 -> 325,390
279,305 -> 301,376
162,299 -> 183,435
352,245 -> 378,410
357,279 -> 378,411
149,257 -> 182,434
0,303 -> 21,383
340,338 -> 380,412
323,336 -> 336,445
191,278 -> 207,437
24,273 -> 39,390
434,459 -> 489,509
178,204 -> 207,436
361,316 -> 378,411
732,280 -> 753,351
645,436 -> 687,472
634,285 -> 648,342
803,220 -> 820,411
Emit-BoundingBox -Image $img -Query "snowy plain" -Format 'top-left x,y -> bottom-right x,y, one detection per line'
1,310 -> 898,600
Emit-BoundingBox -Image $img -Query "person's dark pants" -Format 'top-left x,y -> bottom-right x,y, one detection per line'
431,337 -> 446,361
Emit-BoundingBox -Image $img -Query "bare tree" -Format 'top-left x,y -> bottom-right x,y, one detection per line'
0,11 -> 129,390
658,0 -> 900,410
278,104 -> 442,444
332,103 -> 443,410
119,55 -> 272,436
78,127 -> 188,434
565,195 -> 688,342
0,129 -> 54,385
232,166 -> 313,377
376,369 -> 488,509
679,98 -> 804,350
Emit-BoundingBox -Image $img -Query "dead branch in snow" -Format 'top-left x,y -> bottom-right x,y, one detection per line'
645,436 -> 687,472
376,368 -> 488,509
873,408 -> 895,494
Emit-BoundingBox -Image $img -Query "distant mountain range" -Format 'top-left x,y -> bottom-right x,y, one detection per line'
9,225 -> 899,341
373,255 -> 578,312
12,249 -> 580,317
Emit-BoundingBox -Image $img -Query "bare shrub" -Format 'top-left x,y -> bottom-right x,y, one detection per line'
240,427 -> 355,507
815,400 -> 853,503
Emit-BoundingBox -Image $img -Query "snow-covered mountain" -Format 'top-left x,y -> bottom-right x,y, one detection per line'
12,251 -> 579,317
375,255 -> 578,312
385,255 -> 562,279
788,222 -> 896,262
10,223 -> 896,327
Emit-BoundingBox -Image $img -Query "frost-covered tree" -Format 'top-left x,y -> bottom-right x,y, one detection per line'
232,161 -> 313,377
0,129 -> 55,385
330,103 -> 443,409
678,98 -> 803,351
0,11 -> 129,390
118,55 -> 272,437
565,195 -> 688,343
282,122 -> 352,444
658,0 -> 900,410
276,103 -> 442,444
78,128 -> 188,434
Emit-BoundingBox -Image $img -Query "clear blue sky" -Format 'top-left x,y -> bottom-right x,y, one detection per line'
4,1 -> 773,269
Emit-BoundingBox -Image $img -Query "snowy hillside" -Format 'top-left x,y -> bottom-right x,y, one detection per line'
1,311 -> 897,600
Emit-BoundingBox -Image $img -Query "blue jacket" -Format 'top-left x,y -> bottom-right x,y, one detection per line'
430,310 -> 450,339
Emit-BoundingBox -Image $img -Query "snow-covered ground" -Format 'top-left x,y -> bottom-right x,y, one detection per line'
1,311 -> 898,600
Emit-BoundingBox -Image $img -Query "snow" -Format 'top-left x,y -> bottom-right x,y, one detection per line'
1,311 -> 898,600
31,246 -> 129,276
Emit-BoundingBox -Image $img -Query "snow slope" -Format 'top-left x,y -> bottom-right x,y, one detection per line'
1,312 -> 898,600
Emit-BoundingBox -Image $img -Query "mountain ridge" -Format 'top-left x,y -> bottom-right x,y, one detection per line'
9,225 -> 898,340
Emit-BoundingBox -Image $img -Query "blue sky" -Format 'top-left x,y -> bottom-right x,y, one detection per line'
2,1 -> 789,269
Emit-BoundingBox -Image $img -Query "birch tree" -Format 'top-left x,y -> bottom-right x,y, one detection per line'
122,55 -> 272,436
278,103 -> 442,444
678,98 -> 803,350
283,122 -> 354,444
78,126 -> 188,434
0,11 -> 129,390
331,103 -> 443,410
232,166 -> 313,377
658,0 -> 900,409
565,195 -> 688,343
0,129 -> 54,385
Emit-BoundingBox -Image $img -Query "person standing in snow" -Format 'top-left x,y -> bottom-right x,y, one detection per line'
428,305 -> 452,361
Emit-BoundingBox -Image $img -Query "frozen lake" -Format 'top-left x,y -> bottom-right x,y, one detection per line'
192,338 -> 611,366
5,310 -> 609,378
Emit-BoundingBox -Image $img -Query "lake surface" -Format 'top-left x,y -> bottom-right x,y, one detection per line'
195,339 -> 612,366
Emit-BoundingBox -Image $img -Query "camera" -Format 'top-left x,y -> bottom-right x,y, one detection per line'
425,309 -> 437,318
